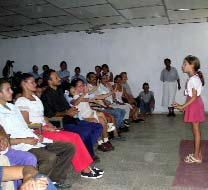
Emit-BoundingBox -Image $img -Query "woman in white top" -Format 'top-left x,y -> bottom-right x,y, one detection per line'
173,55 -> 205,164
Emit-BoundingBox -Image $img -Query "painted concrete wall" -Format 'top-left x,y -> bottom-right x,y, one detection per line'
0,23 -> 208,112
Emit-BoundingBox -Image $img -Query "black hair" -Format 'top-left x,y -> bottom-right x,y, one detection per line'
142,82 -> 149,88
95,65 -> 101,70
102,64 -> 109,72
16,73 -> 34,89
71,78 -> 84,87
114,75 -> 122,82
42,69 -> 56,84
164,58 -> 171,64
35,77 -> 42,83
42,65 -> 49,70
60,61 -> 67,67
32,65 -> 38,70
75,67 -> 80,71
86,72 -> 95,80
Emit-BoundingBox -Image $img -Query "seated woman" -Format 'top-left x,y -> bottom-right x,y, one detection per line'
113,75 -> 141,123
70,79 -> 116,151
137,83 -> 155,116
15,73 -> 103,179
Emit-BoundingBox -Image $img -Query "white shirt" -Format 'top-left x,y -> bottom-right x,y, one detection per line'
73,94 -> 94,118
0,103 -> 52,151
15,95 -> 46,125
160,67 -> 179,82
185,75 -> 202,97
97,84 -> 113,103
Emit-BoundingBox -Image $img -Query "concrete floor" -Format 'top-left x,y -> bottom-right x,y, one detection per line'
66,114 -> 208,190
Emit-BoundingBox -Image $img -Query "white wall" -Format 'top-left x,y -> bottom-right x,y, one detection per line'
0,23 -> 208,112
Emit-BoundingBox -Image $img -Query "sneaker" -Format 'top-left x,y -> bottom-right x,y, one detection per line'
97,144 -> 112,152
123,120 -> 130,127
81,170 -> 103,179
104,141 -> 115,150
92,166 -> 104,175
107,123 -> 116,132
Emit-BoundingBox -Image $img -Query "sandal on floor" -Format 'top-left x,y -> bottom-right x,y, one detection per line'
184,154 -> 202,164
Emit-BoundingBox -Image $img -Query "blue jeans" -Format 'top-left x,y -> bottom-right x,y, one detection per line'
35,174 -> 57,190
140,100 -> 151,113
63,120 -> 103,157
102,108 -> 125,128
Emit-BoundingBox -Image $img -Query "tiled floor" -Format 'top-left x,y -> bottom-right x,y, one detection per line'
66,114 -> 208,190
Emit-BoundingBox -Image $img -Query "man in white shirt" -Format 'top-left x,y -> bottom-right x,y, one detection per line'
0,79 -> 75,188
160,58 -> 181,116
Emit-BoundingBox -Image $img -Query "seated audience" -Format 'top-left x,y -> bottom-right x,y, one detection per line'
98,74 -> 131,129
101,64 -> 113,82
40,70 -> 109,154
30,65 -> 40,79
57,61 -> 70,83
114,75 -> 141,122
15,73 -> 104,179
137,83 -> 155,115
70,79 -> 115,150
0,78 -> 74,188
86,72 -> 126,132
40,65 -> 50,78
0,164 -> 56,190
71,67 -> 87,84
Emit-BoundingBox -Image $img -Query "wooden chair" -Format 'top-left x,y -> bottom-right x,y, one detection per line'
27,123 -> 42,135
48,116 -> 64,129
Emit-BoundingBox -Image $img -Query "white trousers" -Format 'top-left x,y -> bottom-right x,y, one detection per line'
162,81 -> 177,107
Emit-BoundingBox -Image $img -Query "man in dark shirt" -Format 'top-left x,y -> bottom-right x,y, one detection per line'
41,69 -> 112,158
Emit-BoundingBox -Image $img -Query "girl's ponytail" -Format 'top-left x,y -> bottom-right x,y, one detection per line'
197,71 -> 205,86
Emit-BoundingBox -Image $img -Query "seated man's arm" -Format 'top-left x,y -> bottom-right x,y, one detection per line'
2,166 -> 38,181
10,137 -> 38,146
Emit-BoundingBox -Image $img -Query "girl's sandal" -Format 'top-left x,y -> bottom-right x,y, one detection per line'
184,154 -> 202,164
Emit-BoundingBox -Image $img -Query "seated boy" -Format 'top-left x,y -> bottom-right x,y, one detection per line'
137,83 -> 155,115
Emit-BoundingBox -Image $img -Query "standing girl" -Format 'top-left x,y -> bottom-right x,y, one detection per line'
173,55 -> 205,163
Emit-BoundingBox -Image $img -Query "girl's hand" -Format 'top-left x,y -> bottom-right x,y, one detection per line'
172,102 -> 184,111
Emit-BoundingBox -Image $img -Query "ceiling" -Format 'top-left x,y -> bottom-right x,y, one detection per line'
0,0 -> 208,38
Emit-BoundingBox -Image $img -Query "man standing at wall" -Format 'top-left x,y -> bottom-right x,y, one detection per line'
160,58 -> 181,116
